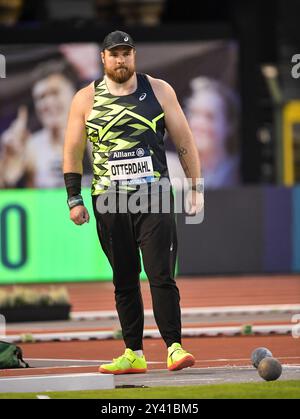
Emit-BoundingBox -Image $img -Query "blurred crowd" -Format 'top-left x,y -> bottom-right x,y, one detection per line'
0,0 -> 166,26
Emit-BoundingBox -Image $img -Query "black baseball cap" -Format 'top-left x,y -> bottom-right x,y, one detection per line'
102,30 -> 135,51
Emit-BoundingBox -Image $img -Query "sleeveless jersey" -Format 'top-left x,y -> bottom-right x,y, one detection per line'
85,73 -> 169,195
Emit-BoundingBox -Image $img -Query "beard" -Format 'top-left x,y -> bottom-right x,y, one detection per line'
104,63 -> 135,84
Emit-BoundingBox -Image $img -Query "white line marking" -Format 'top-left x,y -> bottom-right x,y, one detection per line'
26,358 -> 107,363
5,324 -> 295,343
26,358 -> 164,365
139,378 -> 225,384
71,304 -> 300,320
25,357 -> 300,366
19,365 -> 100,370
0,373 -> 115,393
196,356 -> 300,363
18,361 -> 300,372
281,364 -> 300,369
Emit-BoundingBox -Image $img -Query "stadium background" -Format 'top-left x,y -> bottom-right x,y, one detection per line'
1,0 -> 300,283
0,0 -> 300,399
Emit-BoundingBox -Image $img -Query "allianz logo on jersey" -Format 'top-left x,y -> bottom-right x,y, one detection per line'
112,148 -> 145,159
139,93 -> 147,101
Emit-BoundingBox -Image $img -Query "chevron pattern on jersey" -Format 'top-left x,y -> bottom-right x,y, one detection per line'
86,78 -> 164,195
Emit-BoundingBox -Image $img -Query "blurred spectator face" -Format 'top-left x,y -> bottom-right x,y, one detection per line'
32,73 -> 75,130
186,89 -> 230,156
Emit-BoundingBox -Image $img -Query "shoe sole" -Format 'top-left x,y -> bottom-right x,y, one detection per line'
168,355 -> 195,371
99,367 -> 147,375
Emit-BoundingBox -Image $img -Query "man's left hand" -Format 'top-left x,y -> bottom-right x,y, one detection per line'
186,190 -> 204,216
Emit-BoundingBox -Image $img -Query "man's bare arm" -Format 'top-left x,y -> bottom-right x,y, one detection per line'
151,78 -> 201,185
63,83 -> 94,174
63,83 -> 94,225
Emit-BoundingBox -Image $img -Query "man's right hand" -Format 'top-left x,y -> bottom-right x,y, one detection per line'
70,205 -> 90,225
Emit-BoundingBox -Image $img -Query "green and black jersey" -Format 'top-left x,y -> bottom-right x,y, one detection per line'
86,73 -> 170,195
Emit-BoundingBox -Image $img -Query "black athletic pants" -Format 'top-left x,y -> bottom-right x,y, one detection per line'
92,192 -> 181,350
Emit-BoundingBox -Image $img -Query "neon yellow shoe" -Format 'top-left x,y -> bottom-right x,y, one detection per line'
167,343 -> 195,371
99,349 -> 147,375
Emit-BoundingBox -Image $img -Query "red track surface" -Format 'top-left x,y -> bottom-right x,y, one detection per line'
6,321 -> 294,336
1,335 -> 299,378
52,275 -> 300,311
65,276 -> 300,311
3,275 -> 300,311
1,276 -> 299,381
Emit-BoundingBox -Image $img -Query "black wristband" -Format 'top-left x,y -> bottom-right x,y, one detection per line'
64,173 -> 82,199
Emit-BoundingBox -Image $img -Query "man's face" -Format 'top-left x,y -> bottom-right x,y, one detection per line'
32,73 -> 75,130
101,46 -> 136,83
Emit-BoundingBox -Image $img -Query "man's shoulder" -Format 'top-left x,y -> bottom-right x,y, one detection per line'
146,75 -> 176,105
74,82 -> 95,102
146,74 -> 173,92
71,82 -> 95,114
